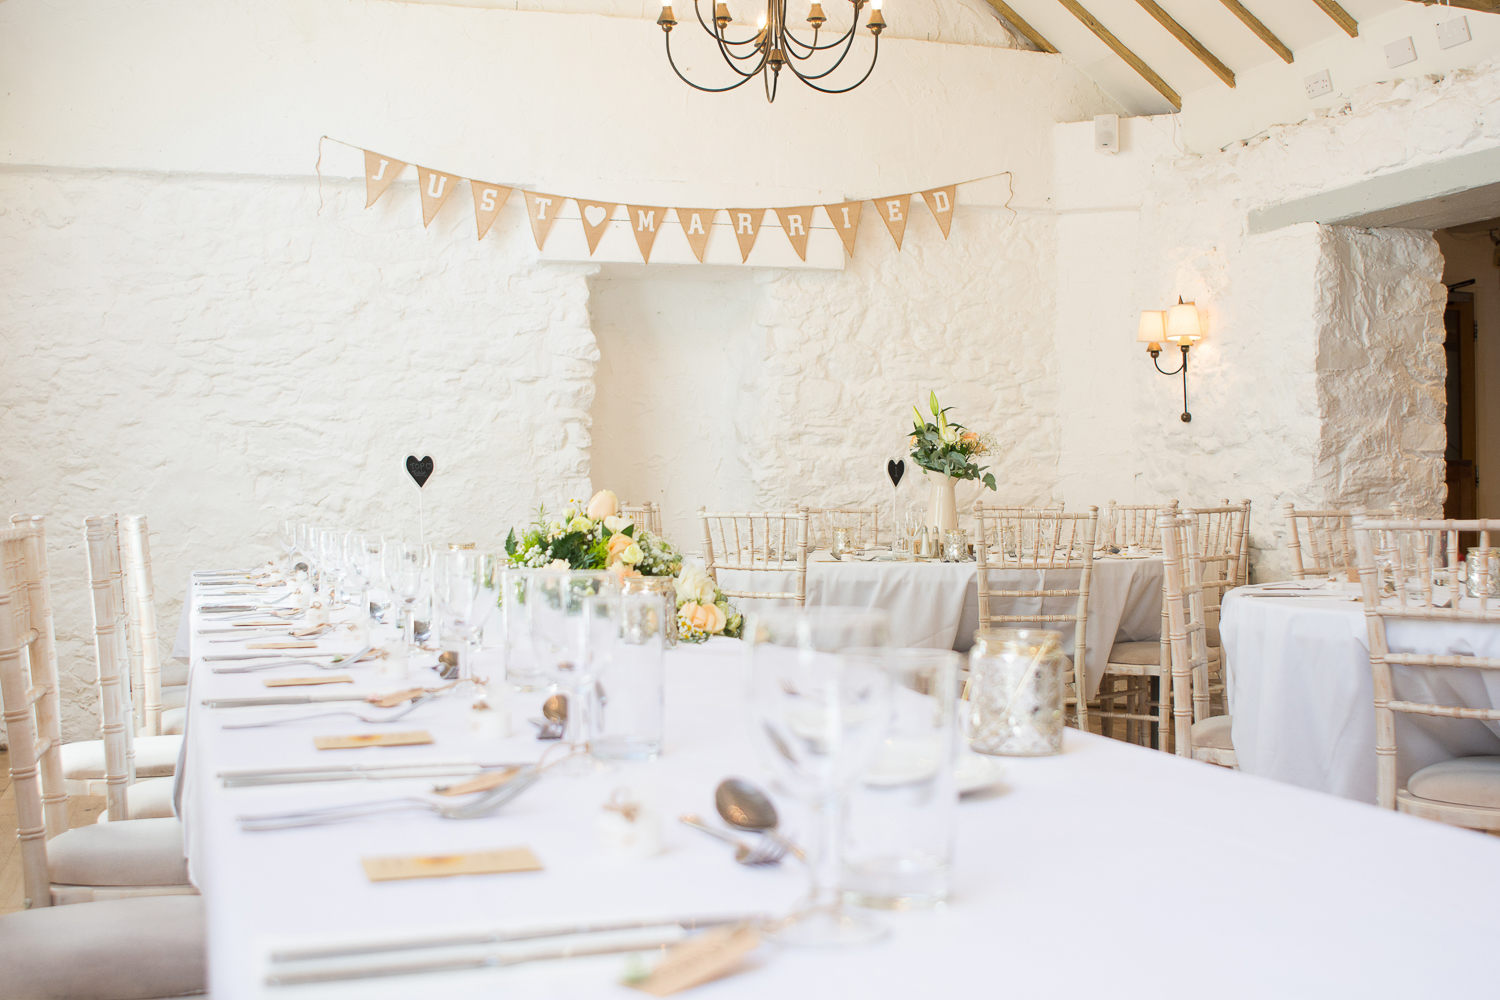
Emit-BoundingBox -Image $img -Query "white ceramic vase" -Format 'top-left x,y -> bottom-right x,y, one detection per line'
926,471 -> 959,534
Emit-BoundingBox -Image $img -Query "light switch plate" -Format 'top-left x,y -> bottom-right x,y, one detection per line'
1384,36 -> 1417,69
1436,16 -> 1471,51
1304,70 -> 1332,99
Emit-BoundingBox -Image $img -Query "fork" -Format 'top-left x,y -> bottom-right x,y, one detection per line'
210,645 -> 373,674
678,814 -> 787,866
222,693 -> 436,730
238,768 -> 543,831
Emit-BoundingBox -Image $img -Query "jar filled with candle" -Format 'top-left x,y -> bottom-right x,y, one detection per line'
964,627 -> 1066,757
1466,548 -> 1500,598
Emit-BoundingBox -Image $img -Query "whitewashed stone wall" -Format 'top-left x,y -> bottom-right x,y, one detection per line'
0,171 -> 597,740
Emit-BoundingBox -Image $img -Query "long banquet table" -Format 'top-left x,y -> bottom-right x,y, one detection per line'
1222,582 -> 1500,802
181,574 -> 1500,998
717,552 -> 1163,697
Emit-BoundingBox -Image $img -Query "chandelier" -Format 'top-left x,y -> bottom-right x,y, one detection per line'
656,0 -> 886,102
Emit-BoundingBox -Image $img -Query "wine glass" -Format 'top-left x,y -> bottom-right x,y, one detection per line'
353,535 -> 390,623
294,523 -> 318,577
387,541 -> 429,650
433,550 -> 497,687
276,520 -> 298,571
317,528 -> 346,601
746,607 -> 894,946
527,570 -> 619,768
900,506 -> 925,560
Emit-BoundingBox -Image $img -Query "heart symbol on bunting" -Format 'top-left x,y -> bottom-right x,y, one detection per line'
583,205 -> 608,228
887,459 -> 905,488
406,455 -> 434,488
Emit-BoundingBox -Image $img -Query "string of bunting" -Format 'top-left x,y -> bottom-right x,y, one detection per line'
331,138 -> 1012,264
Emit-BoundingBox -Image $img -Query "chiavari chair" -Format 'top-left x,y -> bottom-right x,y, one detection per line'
1284,503 -> 1397,583
619,500 -> 663,537
801,506 -> 880,551
1353,516 -> 1500,830
1160,512 -> 1236,767
0,522 -> 195,907
699,508 -> 808,605
973,504 -> 1098,732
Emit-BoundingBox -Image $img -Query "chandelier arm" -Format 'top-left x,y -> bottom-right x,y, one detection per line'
782,24 -> 860,79
781,16 -> 859,53
691,0 -> 760,47
665,33 -> 763,91
782,35 -> 878,92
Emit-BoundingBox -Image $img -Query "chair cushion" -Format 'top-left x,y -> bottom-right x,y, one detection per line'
160,685 -> 187,711
48,818 -> 189,887
1205,623 -> 1221,648
61,735 -> 182,780
161,706 -> 187,736
118,777 -> 177,821
1191,715 -> 1234,750
1107,641 -> 1161,667
0,895 -> 205,999
161,661 -> 189,687
1406,757 -> 1500,809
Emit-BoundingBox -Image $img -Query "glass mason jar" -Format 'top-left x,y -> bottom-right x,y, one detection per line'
831,526 -> 853,561
621,575 -> 679,648
1466,548 -> 1500,599
942,529 -> 967,563
964,627 -> 1066,757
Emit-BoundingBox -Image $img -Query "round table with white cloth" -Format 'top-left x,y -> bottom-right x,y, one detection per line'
1222,583 -> 1500,803
717,552 -> 1164,699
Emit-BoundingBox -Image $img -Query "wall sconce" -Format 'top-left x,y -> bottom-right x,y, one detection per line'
1137,297 -> 1204,423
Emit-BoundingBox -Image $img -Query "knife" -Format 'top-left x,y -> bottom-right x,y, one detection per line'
220,763 -> 525,788
202,693 -> 369,707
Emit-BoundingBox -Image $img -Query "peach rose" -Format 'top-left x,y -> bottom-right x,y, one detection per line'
681,601 -> 727,634
587,490 -> 619,520
606,532 -> 633,565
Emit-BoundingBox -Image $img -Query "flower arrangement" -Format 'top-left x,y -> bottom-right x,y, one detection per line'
910,391 -> 997,491
672,564 -> 744,643
503,489 -> 743,643
505,490 -> 681,578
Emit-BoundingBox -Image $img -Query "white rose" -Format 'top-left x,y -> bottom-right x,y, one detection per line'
567,515 -> 594,533
940,425 -> 959,445
621,542 -> 643,565
603,515 -> 632,533
548,559 -> 570,570
586,490 -> 619,520
675,565 -> 713,604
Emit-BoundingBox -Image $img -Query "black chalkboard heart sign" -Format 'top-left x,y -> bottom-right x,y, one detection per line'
887,459 -> 905,488
406,455 -> 434,488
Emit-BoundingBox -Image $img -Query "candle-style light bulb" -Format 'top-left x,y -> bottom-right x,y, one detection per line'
867,0 -> 885,34
656,2 -> 677,30
714,1 -> 731,28
807,1 -> 826,27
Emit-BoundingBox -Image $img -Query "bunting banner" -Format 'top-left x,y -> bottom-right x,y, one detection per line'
343,142 -> 1014,264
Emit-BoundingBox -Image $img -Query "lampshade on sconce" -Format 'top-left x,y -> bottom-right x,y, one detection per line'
1166,299 -> 1203,346
1137,310 -> 1166,347
1136,296 -> 1206,423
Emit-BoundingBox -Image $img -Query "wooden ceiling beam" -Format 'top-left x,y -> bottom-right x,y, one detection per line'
1217,0 -> 1294,64
1056,0 -> 1181,110
982,0 -> 1059,53
1401,0 -> 1500,11
1311,0 -> 1358,37
1135,0 -> 1235,88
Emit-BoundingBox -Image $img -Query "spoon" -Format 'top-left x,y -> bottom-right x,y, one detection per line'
715,778 -> 807,861
530,693 -> 567,739
437,651 -> 459,680
678,814 -> 786,866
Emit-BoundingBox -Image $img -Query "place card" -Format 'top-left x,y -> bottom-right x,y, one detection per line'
628,924 -> 761,996
246,641 -> 317,650
434,767 -> 521,796
367,687 -> 426,707
361,846 -> 543,882
264,675 -> 353,688
314,730 -> 434,750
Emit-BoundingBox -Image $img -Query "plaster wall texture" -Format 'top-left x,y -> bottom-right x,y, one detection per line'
1435,229 -> 1500,519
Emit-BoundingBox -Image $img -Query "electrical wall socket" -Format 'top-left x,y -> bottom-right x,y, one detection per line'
1437,16 -> 1471,51
1384,36 -> 1417,69
1304,70 -> 1332,99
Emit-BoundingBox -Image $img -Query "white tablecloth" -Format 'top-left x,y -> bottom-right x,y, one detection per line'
182,580 -> 1500,999
1223,584 -> 1500,802
718,554 -> 1163,698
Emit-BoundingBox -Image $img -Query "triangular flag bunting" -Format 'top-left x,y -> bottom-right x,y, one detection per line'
921,185 -> 957,239
823,201 -> 862,257
876,194 -> 911,250
728,208 -> 763,263
677,208 -> 715,263
627,206 -> 667,262
470,180 -> 512,241
777,206 -> 815,262
578,200 -> 615,255
415,166 -> 460,228
522,191 -> 564,251
363,150 -> 407,209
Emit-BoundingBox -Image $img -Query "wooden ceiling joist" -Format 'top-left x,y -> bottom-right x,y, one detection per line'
1135,0 -> 1235,88
1056,0 -> 1181,109
1311,0 -> 1358,37
1402,0 -> 1499,11
1217,0 -> 1294,63
983,0 -> 1059,53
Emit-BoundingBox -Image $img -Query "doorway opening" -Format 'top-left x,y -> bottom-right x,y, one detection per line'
1435,222 -> 1500,521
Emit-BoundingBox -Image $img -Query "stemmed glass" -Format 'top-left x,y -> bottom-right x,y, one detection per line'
276,520 -> 298,571
294,523 -> 318,576
746,607 -> 894,946
433,550 -> 497,687
388,541 -> 429,650
527,570 -> 619,769
900,507 -> 925,560
318,529 -> 346,602
353,535 -> 390,623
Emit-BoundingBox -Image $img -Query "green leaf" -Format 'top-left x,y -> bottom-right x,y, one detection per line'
504,528 -> 517,557
983,473 -> 997,491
